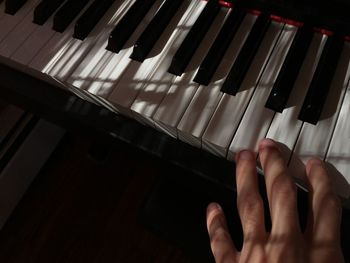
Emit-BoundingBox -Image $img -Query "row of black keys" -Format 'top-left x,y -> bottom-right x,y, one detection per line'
107,0 -> 344,125
3,0 -> 345,125
3,0 -> 116,40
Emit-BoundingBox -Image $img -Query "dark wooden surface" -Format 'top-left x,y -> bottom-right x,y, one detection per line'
0,132 -> 193,263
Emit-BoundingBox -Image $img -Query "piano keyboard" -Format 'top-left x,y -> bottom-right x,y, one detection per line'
0,0 -> 349,200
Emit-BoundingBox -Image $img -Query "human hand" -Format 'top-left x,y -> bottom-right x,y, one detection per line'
206,139 -> 344,263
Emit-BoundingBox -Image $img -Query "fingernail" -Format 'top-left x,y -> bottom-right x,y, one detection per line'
259,138 -> 277,150
237,150 -> 254,161
207,202 -> 222,215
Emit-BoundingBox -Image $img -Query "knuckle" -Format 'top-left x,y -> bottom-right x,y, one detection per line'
237,194 -> 264,217
210,227 -> 231,246
237,195 -> 264,231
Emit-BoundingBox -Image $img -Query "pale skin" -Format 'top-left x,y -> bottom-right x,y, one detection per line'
206,139 -> 344,263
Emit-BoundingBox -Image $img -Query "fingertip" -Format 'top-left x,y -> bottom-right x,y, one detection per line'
206,203 -> 226,232
306,158 -> 325,175
207,202 -> 222,212
259,138 -> 278,151
258,138 -> 285,169
207,202 -> 222,218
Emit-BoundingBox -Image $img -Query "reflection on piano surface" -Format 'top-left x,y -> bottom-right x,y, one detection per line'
0,0 -> 350,200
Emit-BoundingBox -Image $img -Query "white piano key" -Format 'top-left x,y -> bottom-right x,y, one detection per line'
198,20 -> 283,156
0,0 -> 38,43
29,0 -> 125,84
130,0 -> 207,127
24,0 -> 126,103
106,0 -> 195,118
0,0 -> 38,44
70,0 -> 163,104
288,43 -> 350,198
326,86 -> 350,198
10,12 -> 56,65
152,7 -> 230,138
53,1 -> 128,82
289,43 -> 350,197
0,3 -> 42,58
29,0 -> 95,73
77,0 -> 168,110
67,0 -> 138,91
226,23 -> 297,159
176,13 -> 257,148
265,33 -> 327,159
290,43 -> 350,163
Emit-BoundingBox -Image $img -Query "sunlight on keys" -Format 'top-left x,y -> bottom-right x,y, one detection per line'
131,1 -> 205,121
228,24 -> 297,157
288,43 -> 350,200
42,40 -> 76,73
152,7 -> 231,137
108,0 -> 199,115
70,0 -> 135,84
266,34 -> 327,155
77,0 -> 165,98
86,50 -> 133,96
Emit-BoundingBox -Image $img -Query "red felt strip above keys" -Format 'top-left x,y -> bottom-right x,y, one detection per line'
270,15 -> 304,27
219,1 -> 234,8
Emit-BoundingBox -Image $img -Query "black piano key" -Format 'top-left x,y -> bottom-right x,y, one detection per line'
53,0 -> 90,33
298,35 -> 344,125
167,0 -> 221,76
5,0 -> 27,14
106,0 -> 156,53
130,0 -> 185,62
193,7 -> 246,85
33,0 -> 66,25
265,25 -> 313,112
73,0 -> 116,40
221,13 -> 271,95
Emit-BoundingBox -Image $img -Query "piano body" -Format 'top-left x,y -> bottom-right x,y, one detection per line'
0,0 -> 350,211
1,1 -> 350,261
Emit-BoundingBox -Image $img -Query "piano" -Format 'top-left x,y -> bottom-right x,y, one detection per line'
0,0 -> 350,204
1,1 -> 350,261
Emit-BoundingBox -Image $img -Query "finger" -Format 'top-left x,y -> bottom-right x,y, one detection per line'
258,139 -> 300,235
206,203 -> 237,263
305,159 -> 342,243
235,150 -> 266,240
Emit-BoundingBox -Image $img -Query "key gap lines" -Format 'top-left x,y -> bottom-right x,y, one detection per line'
197,15 -> 260,154
8,25 -> 37,59
287,120 -> 304,166
136,1 -> 200,79
323,70 -> 350,162
57,0 -> 131,88
153,7 -> 232,136
74,0 -> 154,97
0,0 -> 37,46
82,1 -> 178,97
124,0 -> 200,117
272,34 -> 328,167
223,23 -> 287,159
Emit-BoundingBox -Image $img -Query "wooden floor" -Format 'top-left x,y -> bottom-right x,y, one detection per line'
0,132 -> 193,263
